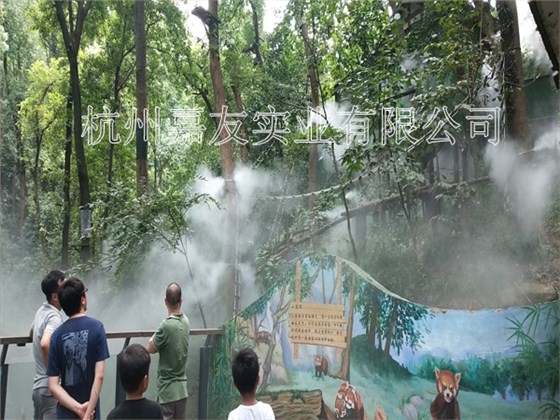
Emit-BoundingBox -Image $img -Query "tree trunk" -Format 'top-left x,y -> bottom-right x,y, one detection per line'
55,0 -> 93,263
33,127 -> 43,249
459,145 -> 471,243
384,300 -> 399,355
470,139 -> 483,178
354,209 -> 367,252
261,283 -> 290,390
248,0 -> 263,66
368,299 -> 378,354
69,55 -> 91,263
299,15 -> 320,214
0,124 -> 2,218
231,84 -> 249,162
135,0 -> 148,193
193,0 -> 238,317
426,158 -> 439,237
15,118 -> 27,230
61,93 -> 73,269
0,56 -> 4,218
335,275 -> 356,381
102,10 -> 130,239
497,0 -> 531,151
453,144 -> 460,183
321,257 -> 326,304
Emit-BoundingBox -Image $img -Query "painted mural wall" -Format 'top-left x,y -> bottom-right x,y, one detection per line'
208,255 -> 559,419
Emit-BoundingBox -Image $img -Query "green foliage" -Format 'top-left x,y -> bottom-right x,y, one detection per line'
508,303 -> 559,415
333,0 -> 408,107
95,183 -> 215,284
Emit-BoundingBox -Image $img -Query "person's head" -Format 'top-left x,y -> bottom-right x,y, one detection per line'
41,270 -> 65,309
118,344 -> 151,396
164,282 -> 182,310
58,277 -> 87,317
231,348 -> 260,396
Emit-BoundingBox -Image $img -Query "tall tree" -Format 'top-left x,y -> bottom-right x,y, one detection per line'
54,0 -> 93,262
247,0 -> 263,66
193,0 -> 238,317
497,0 -> 530,150
231,84 -> 249,163
15,116 -> 28,229
61,92 -> 72,268
1,0 -> 32,232
135,0 -> 148,193
260,282 -> 291,389
378,295 -> 429,356
355,281 -> 381,354
298,9 -> 320,214
335,273 -> 357,381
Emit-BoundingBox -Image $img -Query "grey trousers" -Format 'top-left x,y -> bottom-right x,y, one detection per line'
32,387 -> 57,420
161,397 -> 187,420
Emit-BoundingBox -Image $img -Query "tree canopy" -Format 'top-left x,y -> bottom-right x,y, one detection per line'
1,0 -> 558,320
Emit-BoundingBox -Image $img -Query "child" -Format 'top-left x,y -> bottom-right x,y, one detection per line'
228,348 -> 275,420
107,344 -> 163,419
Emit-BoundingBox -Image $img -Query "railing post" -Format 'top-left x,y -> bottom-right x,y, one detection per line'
0,344 -> 9,420
115,337 -> 131,407
198,343 -> 213,419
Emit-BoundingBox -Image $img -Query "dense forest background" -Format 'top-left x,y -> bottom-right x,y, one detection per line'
1,0 -> 559,323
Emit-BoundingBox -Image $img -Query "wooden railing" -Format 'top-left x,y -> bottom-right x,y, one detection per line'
0,328 -> 223,420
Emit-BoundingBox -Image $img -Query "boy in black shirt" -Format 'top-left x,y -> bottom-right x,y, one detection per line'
108,344 -> 163,419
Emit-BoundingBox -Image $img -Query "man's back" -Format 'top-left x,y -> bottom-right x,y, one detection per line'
32,303 -> 63,389
153,313 -> 190,404
47,316 -> 109,419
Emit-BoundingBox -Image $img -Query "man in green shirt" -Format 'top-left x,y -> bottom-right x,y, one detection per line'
147,282 -> 190,420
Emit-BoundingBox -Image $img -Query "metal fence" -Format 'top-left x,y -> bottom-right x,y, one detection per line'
0,328 -> 222,420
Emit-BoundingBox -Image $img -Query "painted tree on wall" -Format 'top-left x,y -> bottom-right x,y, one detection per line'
378,294 -> 430,357
353,276 -> 431,362
208,260 -> 315,417
355,281 -> 382,355
260,260 -> 317,390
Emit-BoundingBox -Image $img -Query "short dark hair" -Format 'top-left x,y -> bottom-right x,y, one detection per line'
58,277 -> 86,317
118,344 -> 150,394
232,348 -> 260,395
41,270 -> 65,302
166,282 -> 182,307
